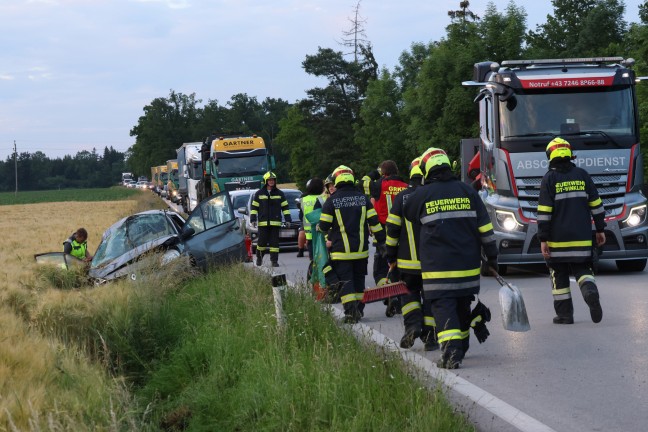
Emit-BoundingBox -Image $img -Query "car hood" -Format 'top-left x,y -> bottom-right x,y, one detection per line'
88,235 -> 178,281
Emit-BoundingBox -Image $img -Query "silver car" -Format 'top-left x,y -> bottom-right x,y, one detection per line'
88,191 -> 246,283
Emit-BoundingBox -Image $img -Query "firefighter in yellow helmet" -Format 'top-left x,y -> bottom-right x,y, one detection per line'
403,148 -> 497,369
318,165 -> 386,323
385,157 -> 439,350
250,171 -> 292,267
538,137 -> 606,324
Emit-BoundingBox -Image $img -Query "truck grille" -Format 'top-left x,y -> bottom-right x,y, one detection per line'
516,174 -> 626,219
224,181 -> 261,191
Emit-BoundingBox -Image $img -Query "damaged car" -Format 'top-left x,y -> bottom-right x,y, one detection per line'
88,191 -> 246,283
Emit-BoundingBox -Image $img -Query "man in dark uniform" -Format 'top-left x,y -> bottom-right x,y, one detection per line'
318,165 -> 386,323
250,171 -> 292,267
404,148 -> 497,369
538,137 -> 606,324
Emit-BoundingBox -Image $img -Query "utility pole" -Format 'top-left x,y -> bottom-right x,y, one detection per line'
13,140 -> 18,195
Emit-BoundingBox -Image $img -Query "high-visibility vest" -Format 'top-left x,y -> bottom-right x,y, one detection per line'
373,176 -> 407,224
64,238 -> 87,260
301,194 -> 324,240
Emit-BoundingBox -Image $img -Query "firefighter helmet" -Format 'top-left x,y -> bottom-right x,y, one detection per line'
546,137 -> 573,161
409,156 -> 424,179
332,165 -> 354,186
263,171 -> 277,185
324,174 -> 334,186
421,147 -> 451,176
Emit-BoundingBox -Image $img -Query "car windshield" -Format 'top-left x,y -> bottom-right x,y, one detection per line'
92,213 -> 177,267
217,155 -> 268,177
499,86 -> 635,144
284,191 -> 301,209
232,193 -> 252,209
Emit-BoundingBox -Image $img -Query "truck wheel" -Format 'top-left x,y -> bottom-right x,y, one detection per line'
616,259 -> 647,272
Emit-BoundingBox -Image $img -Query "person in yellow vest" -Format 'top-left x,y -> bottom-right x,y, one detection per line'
298,178 -> 325,259
63,227 -> 93,262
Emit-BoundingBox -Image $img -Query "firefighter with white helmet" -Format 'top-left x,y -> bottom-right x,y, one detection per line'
250,171 -> 292,267
538,137 -> 606,324
403,147 -> 497,369
318,165 -> 386,323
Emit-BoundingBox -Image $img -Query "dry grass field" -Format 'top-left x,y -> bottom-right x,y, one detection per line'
0,193 -> 163,430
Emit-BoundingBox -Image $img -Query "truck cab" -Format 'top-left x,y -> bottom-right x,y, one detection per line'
177,142 -> 203,213
462,57 -> 647,272
166,160 -> 179,203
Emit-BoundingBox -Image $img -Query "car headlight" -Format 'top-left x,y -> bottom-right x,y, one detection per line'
496,210 -> 523,232
622,204 -> 647,228
161,249 -> 181,265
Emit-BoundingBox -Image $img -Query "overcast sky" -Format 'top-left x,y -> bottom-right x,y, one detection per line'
0,0 -> 642,160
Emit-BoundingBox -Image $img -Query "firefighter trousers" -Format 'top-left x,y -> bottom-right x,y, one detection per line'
548,262 -> 598,319
400,273 -> 436,341
332,259 -> 367,318
257,226 -> 280,263
429,296 -> 472,364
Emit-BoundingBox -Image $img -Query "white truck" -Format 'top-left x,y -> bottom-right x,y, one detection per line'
176,142 -> 203,213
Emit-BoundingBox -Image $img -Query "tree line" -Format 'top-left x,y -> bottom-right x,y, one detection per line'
2,0 -> 647,192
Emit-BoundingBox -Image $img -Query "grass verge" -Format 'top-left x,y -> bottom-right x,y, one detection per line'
0,187 -> 144,206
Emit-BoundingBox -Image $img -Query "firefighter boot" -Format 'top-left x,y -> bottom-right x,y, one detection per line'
296,248 -> 305,257
399,326 -> 422,349
553,298 -> 574,324
581,282 -> 603,323
421,330 -> 439,352
255,250 -> 263,266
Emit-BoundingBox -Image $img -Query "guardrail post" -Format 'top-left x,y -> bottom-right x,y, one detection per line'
272,273 -> 287,329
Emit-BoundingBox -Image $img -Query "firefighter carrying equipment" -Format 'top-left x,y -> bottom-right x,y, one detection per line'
262,171 -> 278,185
545,137 -> 574,161
421,147 -> 451,177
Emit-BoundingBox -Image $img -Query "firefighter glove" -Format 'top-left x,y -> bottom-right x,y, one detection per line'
470,300 -> 491,344
377,242 -> 388,258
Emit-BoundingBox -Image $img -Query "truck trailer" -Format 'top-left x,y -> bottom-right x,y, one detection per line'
176,142 -> 203,213
461,57 -> 648,273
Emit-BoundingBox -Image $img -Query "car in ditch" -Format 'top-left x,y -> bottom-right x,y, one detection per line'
88,191 -> 246,283
238,188 -> 302,252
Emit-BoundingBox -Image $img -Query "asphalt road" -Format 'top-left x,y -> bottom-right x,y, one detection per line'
265,247 -> 648,432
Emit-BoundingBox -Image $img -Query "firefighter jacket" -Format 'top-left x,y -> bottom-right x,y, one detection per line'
385,181 -> 422,274
318,184 -> 385,260
537,160 -> 605,263
371,175 -> 408,224
300,194 -> 325,240
250,186 -> 292,227
63,235 -> 87,260
403,173 -> 497,298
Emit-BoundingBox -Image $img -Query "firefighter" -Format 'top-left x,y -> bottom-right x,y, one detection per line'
385,157 -> 438,351
403,147 -> 497,369
299,178 -> 325,259
250,171 -> 292,267
359,167 -> 381,197
538,137 -> 605,324
371,160 -> 408,314
318,165 -> 386,323
63,227 -> 93,262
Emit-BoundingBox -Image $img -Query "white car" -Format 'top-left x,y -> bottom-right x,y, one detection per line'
229,190 -> 255,220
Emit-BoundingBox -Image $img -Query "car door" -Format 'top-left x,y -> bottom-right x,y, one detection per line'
182,191 -> 246,271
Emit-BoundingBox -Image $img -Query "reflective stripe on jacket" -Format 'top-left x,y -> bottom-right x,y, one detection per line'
250,186 -> 292,227
318,184 -> 385,260
537,161 -> 606,263
385,183 -> 421,273
403,176 -> 497,298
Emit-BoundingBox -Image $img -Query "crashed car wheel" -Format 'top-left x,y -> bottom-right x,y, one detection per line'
161,249 -> 181,265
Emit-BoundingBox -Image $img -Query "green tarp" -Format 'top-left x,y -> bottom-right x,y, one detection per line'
305,208 -> 327,287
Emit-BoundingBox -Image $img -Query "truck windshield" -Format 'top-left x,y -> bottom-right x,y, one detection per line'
499,86 -> 635,142
188,161 -> 203,180
217,155 -> 268,177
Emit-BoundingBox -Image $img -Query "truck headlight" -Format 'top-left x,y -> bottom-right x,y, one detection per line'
622,204 -> 647,228
496,210 -> 523,232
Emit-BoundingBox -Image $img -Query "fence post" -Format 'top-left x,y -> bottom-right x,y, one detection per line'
271,273 -> 287,329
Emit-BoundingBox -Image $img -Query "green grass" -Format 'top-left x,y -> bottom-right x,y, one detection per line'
0,187 -> 142,205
